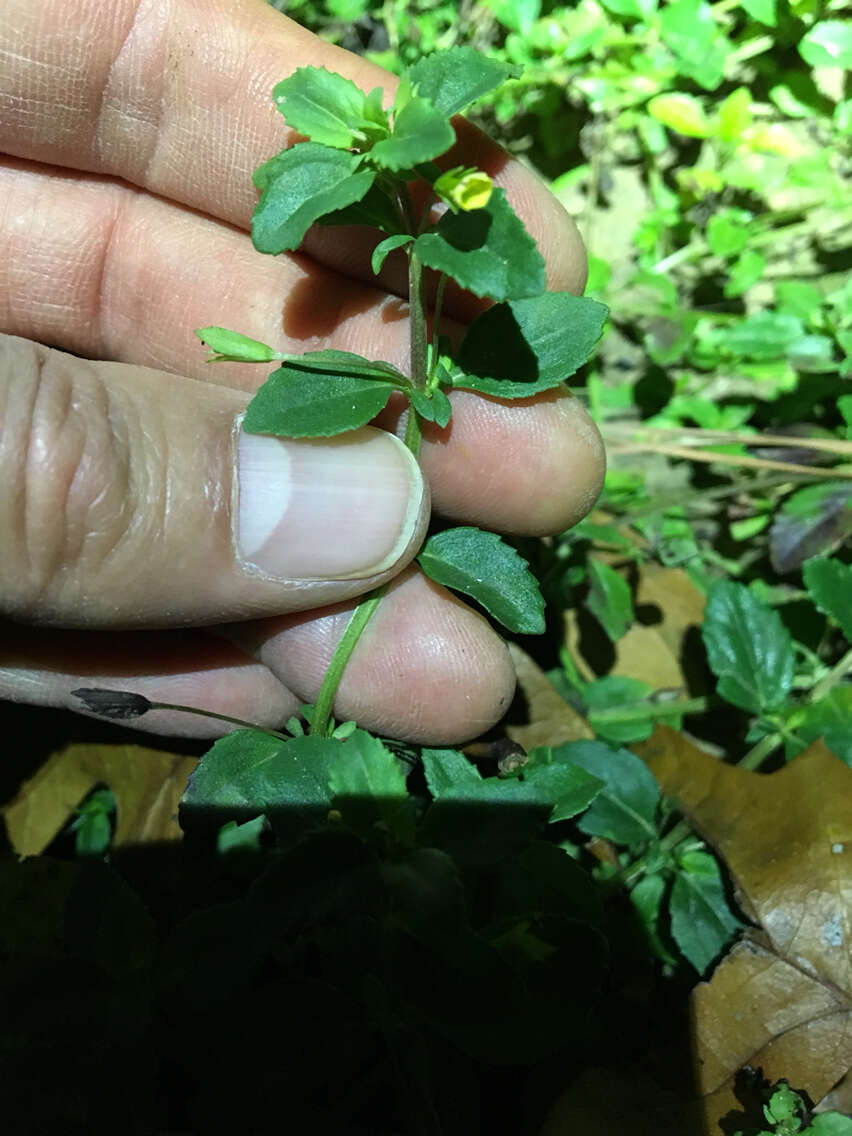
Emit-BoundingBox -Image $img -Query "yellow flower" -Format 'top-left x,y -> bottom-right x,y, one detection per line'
434,166 -> 494,211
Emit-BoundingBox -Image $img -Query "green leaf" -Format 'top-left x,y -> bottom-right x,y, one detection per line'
421,746 -> 481,797
195,326 -> 279,363
252,142 -> 375,254
410,385 -> 453,428
706,210 -> 751,258
717,87 -> 752,142
811,1113 -> 852,1134
370,96 -> 455,171
371,233 -> 413,274
803,558 -> 852,642
647,93 -> 711,138
552,740 -> 660,847
272,67 -> 385,149
448,292 -> 608,399
243,367 -> 395,438
701,581 -> 795,714
790,686 -> 852,766
418,527 -> 545,634
316,181 -> 403,233
586,558 -> 633,642
424,746 -> 602,821
274,348 -> 407,382
407,48 -> 522,117
724,249 -> 765,298
413,188 -> 545,302
669,850 -> 741,973
217,815 -> 266,854
180,731 -> 341,837
521,747 -> 605,822
741,0 -> 776,25
660,0 -> 729,89
328,729 -> 415,843
799,21 -> 852,69
724,311 -> 805,361
584,676 -> 659,744
630,873 -> 677,966
601,0 -> 657,18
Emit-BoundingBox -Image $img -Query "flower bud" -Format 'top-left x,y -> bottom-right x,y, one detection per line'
433,166 -> 494,211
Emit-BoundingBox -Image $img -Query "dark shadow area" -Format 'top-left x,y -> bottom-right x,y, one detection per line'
0,752 -> 694,1136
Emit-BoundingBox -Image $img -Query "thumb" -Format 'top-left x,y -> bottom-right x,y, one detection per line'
0,336 -> 427,628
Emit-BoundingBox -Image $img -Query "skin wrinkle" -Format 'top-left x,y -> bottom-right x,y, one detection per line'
94,0 -> 166,179
0,3 -> 601,739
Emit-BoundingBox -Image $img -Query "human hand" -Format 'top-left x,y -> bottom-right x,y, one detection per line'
0,0 -> 604,744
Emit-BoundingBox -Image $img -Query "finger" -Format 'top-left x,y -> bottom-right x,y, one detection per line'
0,164 -> 604,536
0,0 -> 586,298
0,620 -> 298,738
0,335 -> 427,627
221,566 -> 517,745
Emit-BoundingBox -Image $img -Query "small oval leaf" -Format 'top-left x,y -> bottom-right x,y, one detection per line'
418,527 -> 545,634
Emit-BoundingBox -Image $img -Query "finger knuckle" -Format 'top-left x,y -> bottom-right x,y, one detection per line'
0,337 -> 133,621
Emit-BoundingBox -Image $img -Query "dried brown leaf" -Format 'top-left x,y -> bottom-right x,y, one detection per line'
2,743 -> 198,855
565,564 -> 707,692
506,643 -> 593,751
635,727 -> 852,1128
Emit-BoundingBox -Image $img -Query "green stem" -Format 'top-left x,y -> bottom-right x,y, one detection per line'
137,701 -> 290,740
589,694 -> 713,726
307,217 -> 433,740
428,272 -> 448,385
809,645 -> 852,705
738,730 -> 783,771
408,249 -> 429,392
404,406 -> 422,455
311,585 -> 388,738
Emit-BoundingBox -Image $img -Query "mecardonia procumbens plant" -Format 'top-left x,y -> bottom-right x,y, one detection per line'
76,49 -> 607,808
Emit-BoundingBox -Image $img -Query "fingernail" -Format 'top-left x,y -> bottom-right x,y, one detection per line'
235,424 -> 424,580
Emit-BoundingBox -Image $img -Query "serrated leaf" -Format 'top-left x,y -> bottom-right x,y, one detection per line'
803,558 -> 852,642
521,747 -> 604,822
669,852 -> 742,974
421,747 -> 601,822
413,188 -> 545,302
243,367 -> 395,438
446,292 -> 608,398
418,527 -> 545,634
272,67 -> 383,149
553,739 -> 660,847
180,730 -> 340,834
407,48 -> 522,117
195,326 -> 279,363
252,142 -> 375,254
648,93 -> 711,138
328,729 -> 415,843
370,96 -> 455,171
371,233 -> 413,274
701,580 -> 795,714
586,558 -> 634,641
